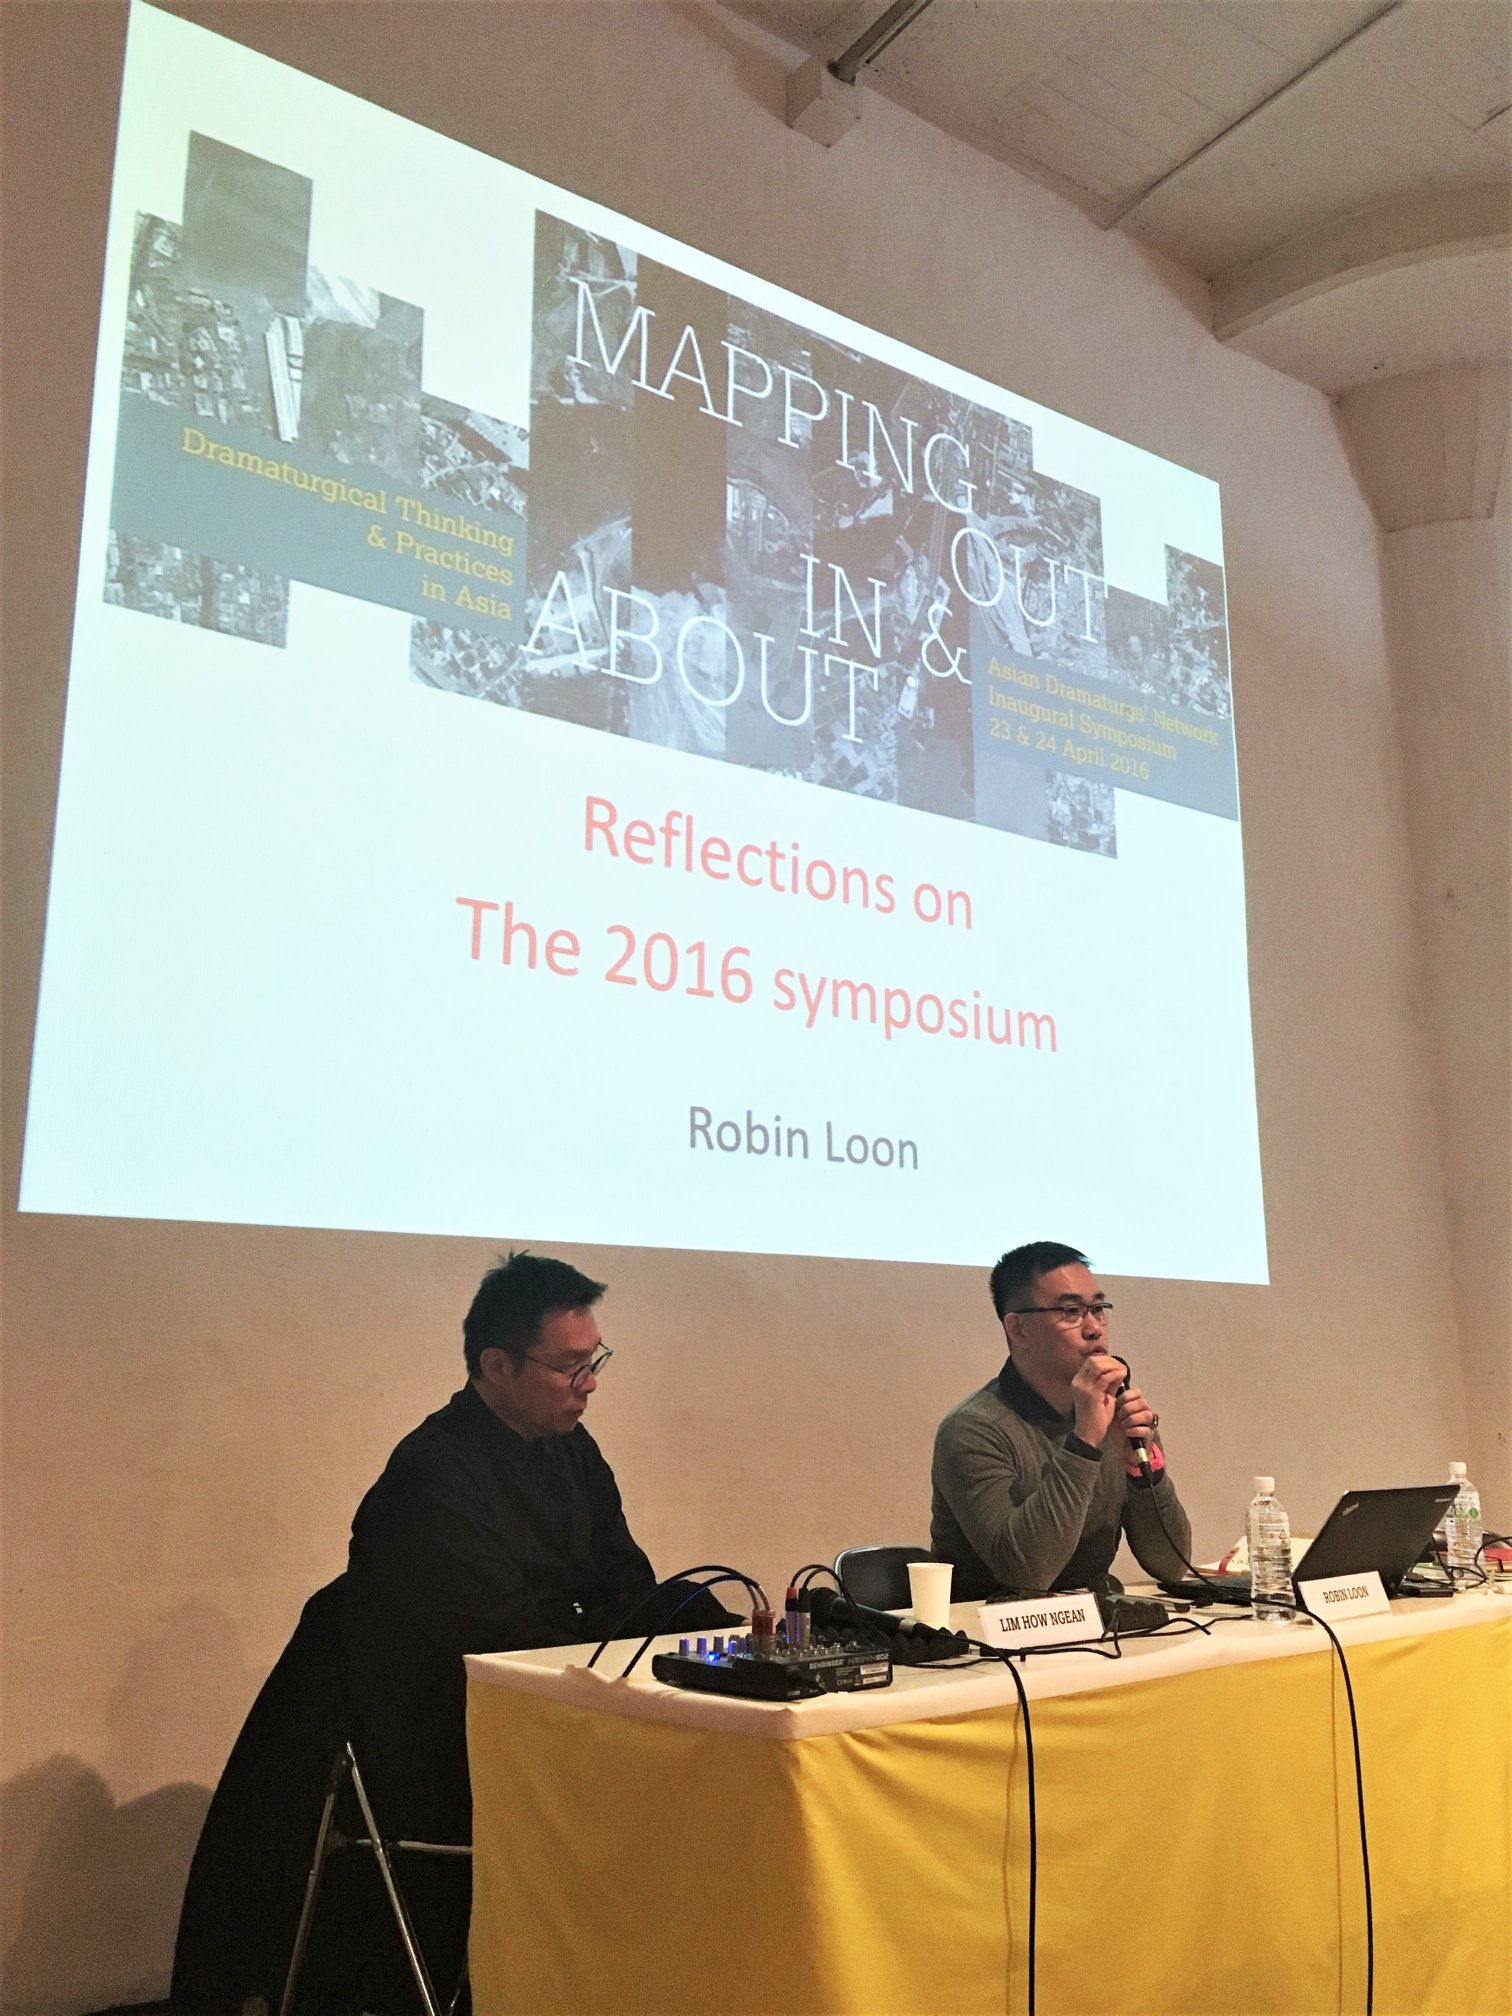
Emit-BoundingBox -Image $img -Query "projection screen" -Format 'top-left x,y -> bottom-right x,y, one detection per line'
19,2 -> 1267,1280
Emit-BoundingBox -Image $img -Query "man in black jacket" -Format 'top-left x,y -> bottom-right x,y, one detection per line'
174,1251 -> 718,2013
341,1250 -> 673,1844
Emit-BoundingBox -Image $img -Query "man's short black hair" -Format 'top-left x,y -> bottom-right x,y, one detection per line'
989,1241 -> 1090,1321
462,1251 -> 607,1376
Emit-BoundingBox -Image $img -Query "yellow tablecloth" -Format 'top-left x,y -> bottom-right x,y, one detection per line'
467,1601 -> 1510,2015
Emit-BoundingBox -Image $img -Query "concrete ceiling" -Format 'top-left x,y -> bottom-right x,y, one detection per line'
728,0 -> 1512,396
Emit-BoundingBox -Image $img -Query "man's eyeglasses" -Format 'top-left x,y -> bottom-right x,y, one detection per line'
1010,1301 -> 1113,1327
520,1346 -> 613,1390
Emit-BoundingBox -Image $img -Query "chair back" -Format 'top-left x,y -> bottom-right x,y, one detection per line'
834,1545 -> 934,1611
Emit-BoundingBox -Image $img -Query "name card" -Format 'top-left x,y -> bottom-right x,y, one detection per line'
1296,1570 -> 1389,1621
977,1590 -> 1102,1650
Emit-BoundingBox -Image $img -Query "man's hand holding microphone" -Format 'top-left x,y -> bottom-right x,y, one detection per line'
1071,1353 -> 1157,1469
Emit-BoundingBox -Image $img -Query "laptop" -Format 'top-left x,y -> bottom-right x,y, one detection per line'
1161,1483 -> 1462,1605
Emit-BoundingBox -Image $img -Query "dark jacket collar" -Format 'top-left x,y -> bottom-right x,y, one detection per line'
995,1355 -> 1073,1429
450,1380 -> 585,1459
451,1380 -> 532,1450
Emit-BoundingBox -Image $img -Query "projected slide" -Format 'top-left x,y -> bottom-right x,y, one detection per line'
20,2 -> 1266,1279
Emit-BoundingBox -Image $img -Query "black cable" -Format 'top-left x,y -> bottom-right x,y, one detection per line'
1141,1488 -> 1374,2014
586,1563 -> 766,1668
1434,1514 -> 1512,1590
947,1603 -> 1233,2016
1452,1550 -> 1490,1588
1410,1537 -> 1456,1592
618,1574 -> 760,1678
1422,1533 -> 1489,1591
1140,1483 -> 1256,1604
1304,1607 -> 1374,2016
975,1644 -> 1037,2016
959,1627 -> 1179,2016
794,1562 -> 895,1649
793,1562 -> 839,1587
1141,1483 -> 1317,1633
1137,1611 -> 1213,1638
795,1560 -> 955,1655
806,1556 -> 911,1636
973,1634 -> 1124,1662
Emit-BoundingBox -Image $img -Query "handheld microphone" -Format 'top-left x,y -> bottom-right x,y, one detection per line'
1111,1354 -> 1152,1470
808,1586 -> 964,1645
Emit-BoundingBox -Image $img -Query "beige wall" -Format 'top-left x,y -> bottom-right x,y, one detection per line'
0,4 -> 1488,2009
1382,493 -> 1511,1509
1338,364 -> 1510,1510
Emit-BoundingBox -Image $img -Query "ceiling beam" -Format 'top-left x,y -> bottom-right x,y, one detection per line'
829,0 -> 937,85
1212,185 -> 1512,344
1106,0 -> 1407,230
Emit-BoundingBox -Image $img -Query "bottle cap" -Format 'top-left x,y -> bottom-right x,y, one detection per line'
1449,1461 -> 1467,1479
1254,1475 -> 1275,1495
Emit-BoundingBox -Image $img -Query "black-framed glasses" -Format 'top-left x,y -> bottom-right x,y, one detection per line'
520,1345 -> 613,1390
1009,1301 -> 1112,1327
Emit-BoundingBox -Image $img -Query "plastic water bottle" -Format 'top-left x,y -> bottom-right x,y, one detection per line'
1433,1462 -> 1461,1562
1247,1476 -> 1293,1623
1444,1462 -> 1482,1575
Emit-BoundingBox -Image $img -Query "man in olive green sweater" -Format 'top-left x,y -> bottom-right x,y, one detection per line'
931,1241 -> 1192,1598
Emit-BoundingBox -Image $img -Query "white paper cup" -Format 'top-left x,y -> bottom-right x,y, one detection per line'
907,1559 -> 954,1629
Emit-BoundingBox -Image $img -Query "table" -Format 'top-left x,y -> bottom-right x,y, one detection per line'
465,1589 -> 1510,2015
